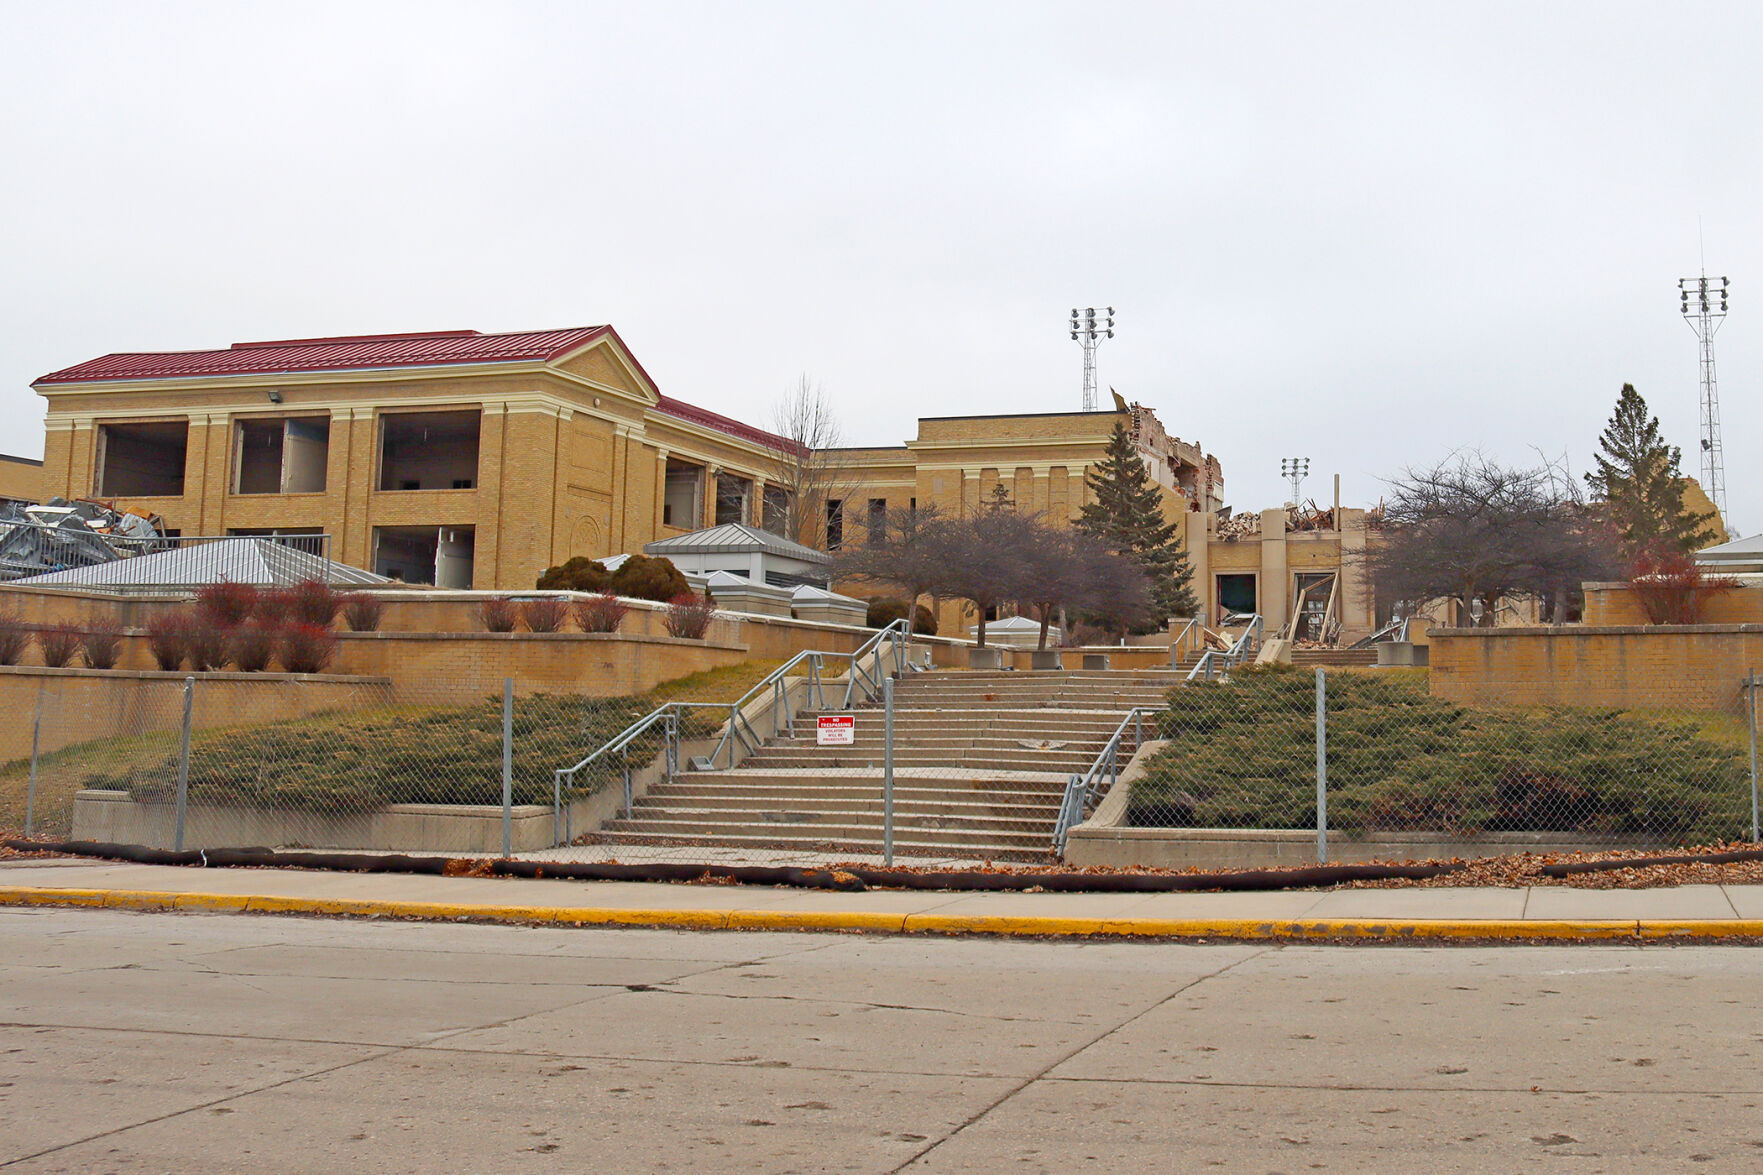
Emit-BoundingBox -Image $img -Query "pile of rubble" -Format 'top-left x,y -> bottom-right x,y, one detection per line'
0,498 -> 165,581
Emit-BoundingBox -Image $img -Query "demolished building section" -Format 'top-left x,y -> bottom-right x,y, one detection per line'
0,498 -> 165,582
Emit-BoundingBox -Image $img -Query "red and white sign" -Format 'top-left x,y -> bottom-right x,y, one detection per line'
816,715 -> 856,746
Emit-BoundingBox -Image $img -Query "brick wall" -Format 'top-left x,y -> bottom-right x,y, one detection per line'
1428,624 -> 1763,710
1581,581 -> 1763,626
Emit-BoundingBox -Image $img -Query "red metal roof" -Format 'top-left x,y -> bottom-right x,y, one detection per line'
35,326 -> 615,385
653,395 -> 797,454
36,325 -> 795,453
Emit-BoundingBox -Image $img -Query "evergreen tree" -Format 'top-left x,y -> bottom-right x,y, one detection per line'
1074,421 -> 1198,626
1585,384 -> 1718,559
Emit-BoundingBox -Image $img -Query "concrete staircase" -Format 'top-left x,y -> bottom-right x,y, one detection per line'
590,670 -> 1181,861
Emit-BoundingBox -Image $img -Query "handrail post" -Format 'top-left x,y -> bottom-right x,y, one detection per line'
1315,667 -> 1328,863
621,747 -> 632,819
883,675 -> 895,867
501,678 -> 514,860
173,676 -> 194,852
1748,669 -> 1758,844
552,769 -> 564,847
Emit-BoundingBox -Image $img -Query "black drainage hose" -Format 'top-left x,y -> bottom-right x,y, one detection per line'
1539,847 -> 1763,877
5,838 -> 1466,893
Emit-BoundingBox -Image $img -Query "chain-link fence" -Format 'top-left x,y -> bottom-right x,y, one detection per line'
1122,665 -> 1761,859
8,656 -> 1755,869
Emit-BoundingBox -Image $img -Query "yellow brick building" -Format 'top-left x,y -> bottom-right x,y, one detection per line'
0,453 -> 42,507
30,323 -> 1373,635
32,327 -> 799,589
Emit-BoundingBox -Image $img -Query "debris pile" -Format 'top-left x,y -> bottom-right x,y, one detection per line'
0,498 -> 166,581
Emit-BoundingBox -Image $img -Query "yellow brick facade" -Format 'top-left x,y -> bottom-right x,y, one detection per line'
32,334 -> 793,590
0,453 -> 42,505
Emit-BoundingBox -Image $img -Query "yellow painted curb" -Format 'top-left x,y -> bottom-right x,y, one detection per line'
3,887 -> 1761,941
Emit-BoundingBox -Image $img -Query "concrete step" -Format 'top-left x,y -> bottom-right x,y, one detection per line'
625,792 -> 1059,819
738,749 -> 1101,773
601,814 -> 1055,850
587,828 -> 1050,861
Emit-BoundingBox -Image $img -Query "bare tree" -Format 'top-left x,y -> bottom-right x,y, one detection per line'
768,375 -> 864,549
1367,452 -> 1620,625
831,503 -> 947,611
1019,525 -> 1150,649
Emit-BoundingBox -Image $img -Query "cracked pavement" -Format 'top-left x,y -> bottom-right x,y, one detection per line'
3,909 -> 1763,1172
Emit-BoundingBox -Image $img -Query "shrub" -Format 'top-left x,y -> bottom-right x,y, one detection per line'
37,621 -> 83,668
0,613 -> 26,666
82,618 -> 124,669
520,597 -> 569,633
536,556 -> 608,593
573,591 -> 630,634
1128,668 -> 1753,843
185,620 -> 230,671
229,619 -> 280,673
609,554 -> 690,603
194,580 -> 259,629
479,596 -> 519,632
865,597 -> 937,635
340,593 -> 384,632
251,587 -> 292,626
1628,550 -> 1739,625
282,579 -> 342,628
663,592 -> 717,640
280,623 -> 338,674
145,612 -> 191,671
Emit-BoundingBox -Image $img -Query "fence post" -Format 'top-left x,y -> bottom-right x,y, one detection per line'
1314,667 -> 1328,863
1748,670 -> 1759,844
501,678 -> 514,859
174,676 -> 194,852
883,674 -> 895,867
25,689 -> 43,837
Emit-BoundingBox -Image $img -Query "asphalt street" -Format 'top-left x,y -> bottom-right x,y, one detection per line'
3,908 -> 1760,1173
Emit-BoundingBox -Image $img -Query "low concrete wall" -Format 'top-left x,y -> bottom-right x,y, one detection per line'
1063,739 -> 1658,869
1427,623 -> 1763,710
71,789 -> 572,853
0,665 -> 392,763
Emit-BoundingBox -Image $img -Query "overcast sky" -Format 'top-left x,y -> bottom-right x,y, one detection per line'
2,1 -> 1757,533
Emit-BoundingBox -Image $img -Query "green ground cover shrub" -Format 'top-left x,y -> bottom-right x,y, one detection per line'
1130,666 -> 1752,843
58,660 -> 783,817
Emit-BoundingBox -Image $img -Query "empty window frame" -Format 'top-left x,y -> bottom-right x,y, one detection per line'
826,498 -> 844,551
372,525 -> 475,588
715,473 -> 753,527
761,485 -> 791,535
235,417 -> 329,494
1216,573 -> 1257,619
663,459 -> 703,528
96,421 -> 188,497
866,498 -> 886,545
378,411 -> 481,492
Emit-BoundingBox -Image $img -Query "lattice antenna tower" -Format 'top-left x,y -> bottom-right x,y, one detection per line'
1281,457 -> 1310,506
1678,272 -> 1730,522
1069,306 -> 1114,411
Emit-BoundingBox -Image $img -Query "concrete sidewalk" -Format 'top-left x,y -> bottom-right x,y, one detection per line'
4,857 -> 1763,940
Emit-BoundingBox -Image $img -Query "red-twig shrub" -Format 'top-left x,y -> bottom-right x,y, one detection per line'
280,623 -> 338,674
479,596 -> 519,632
1628,550 -> 1739,625
282,579 -> 342,627
573,592 -> 630,634
82,618 -> 123,670
0,613 -> 26,666
185,620 -> 230,671
663,592 -> 717,640
37,621 -> 83,668
520,597 -> 568,633
229,619 -> 280,673
145,612 -> 191,671
340,592 -> 384,632
195,580 -> 259,629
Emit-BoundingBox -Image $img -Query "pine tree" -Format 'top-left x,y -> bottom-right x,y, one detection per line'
1074,421 -> 1198,626
1585,384 -> 1718,560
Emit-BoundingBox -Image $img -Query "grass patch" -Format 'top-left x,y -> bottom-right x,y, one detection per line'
0,660 -> 786,834
1131,665 -> 1754,843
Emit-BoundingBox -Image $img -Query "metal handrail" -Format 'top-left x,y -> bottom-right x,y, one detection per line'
1052,705 -> 1162,855
549,618 -> 912,845
1183,613 -> 1262,682
1169,617 -> 1202,664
